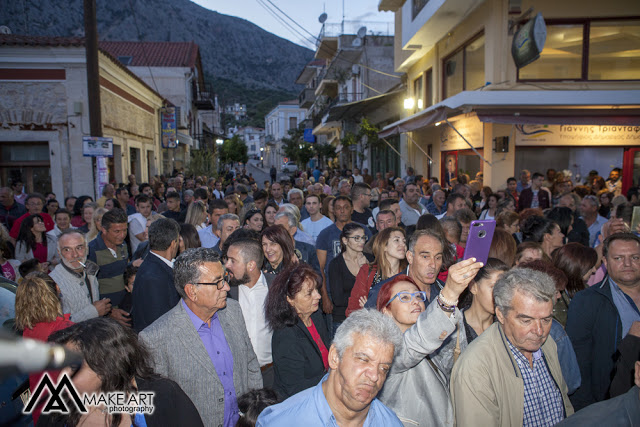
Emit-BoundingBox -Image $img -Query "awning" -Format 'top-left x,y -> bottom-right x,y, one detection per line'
327,88 -> 405,122
379,90 -> 640,137
177,132 -> 193,146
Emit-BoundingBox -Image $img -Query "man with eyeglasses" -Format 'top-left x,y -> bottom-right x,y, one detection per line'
140,248 -> 262,427
131,218 -> 181,331
50,229 -> 111,322
351,183 -> 373,226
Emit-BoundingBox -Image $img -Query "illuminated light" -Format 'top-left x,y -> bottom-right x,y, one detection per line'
417,99 -> 424,109
404,97 -> 415,110
435,121 -> 441,126
216,139 -> 223,145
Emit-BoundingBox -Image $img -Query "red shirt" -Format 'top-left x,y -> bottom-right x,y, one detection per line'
23,314 -> 74,424
9,212 -> 54,239
307,319 -> 329,371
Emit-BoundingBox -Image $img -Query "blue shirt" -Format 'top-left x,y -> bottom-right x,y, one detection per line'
609,278 -> 640,337
507,340 -> 565,427
256,374 -> 402,427
183,300 -> 239,427
198,224 -> 220,249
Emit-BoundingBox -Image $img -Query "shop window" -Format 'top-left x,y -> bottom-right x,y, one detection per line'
425,69 -> 433,108
519,24 -> 583,80
443,33 -> 485,99
412,0 -> 429,20
589,20 -> 640,80
519,18 -> 640,81
0,142 -> 50,194
414,75 -> 424,110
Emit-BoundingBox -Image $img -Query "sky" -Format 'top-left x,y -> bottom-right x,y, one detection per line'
192,0 -> 394,50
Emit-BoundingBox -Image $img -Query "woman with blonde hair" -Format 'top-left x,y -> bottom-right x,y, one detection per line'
185,200 -> 208,230
225,193 -> 243,215
85,207 -> 108,242
16,272 -> 74,424
346,226 -> 407,316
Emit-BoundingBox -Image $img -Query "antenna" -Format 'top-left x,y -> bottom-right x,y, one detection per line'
352,37 -> 362,47
318,13 -> 327,24
357,26 -> 367,39
0,26 -> 11,34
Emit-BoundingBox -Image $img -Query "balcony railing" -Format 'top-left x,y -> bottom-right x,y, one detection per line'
192,81 -> 215,110
299,88 -> 316,108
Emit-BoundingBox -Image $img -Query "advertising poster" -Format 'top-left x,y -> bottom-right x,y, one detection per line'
161,107 -> 178,148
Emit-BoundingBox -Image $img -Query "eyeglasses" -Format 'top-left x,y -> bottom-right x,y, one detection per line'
194,271 -> 229,290
347,235 -> 368,243
386,291 -> 427,307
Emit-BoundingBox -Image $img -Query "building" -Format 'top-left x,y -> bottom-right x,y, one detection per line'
100,41 -> 218,173
378,0 -> 640,191
0,35 -> 165,198
225,103 -> 248,120
298,20 -> 400,171
264,100 -> 306,168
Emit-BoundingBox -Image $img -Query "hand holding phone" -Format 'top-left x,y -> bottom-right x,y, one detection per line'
463,220 -> 496,265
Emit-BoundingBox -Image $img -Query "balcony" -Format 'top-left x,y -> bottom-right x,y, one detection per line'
299,88 -> 316,108
193,81 -> 215,110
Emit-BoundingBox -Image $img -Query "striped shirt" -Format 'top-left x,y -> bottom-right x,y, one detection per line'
507,340 -> 565,427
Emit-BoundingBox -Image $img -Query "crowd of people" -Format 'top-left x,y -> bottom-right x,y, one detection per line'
2,163 -> 640,426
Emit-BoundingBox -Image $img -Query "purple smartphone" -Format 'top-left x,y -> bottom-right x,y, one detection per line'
463,220 -> 496,265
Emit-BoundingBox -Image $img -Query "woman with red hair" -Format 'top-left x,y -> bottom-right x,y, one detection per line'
374,257 -> 480,426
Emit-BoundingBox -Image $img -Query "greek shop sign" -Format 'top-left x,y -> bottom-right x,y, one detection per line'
516,124 -> 640,146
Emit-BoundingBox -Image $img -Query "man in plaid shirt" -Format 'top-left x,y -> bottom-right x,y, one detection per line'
451,268 -> 573,426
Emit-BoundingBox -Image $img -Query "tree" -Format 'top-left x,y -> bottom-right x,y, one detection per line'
186,150 -> 218,177
314,143 -> 336,169
219,135 -> 248,166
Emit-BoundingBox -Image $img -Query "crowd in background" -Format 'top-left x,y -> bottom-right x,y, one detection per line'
1,162 -> 639,426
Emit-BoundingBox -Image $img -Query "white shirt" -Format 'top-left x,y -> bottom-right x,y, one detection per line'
238,273 -> 272,366
128,212 -> 153,253
150,251 -> 174,268
301,216 -> 334,241
353,174 -> 364,183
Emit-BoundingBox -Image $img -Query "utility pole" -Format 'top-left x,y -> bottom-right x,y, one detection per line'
84,0 -> 102,137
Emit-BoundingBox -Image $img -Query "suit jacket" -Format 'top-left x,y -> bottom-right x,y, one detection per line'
132,253 -> 179,332
139,300 -> 262,427
271,309 -> 330,400
565,277 -> 624,410
518,187 -> 550,211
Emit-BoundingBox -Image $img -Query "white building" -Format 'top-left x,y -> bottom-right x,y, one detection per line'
0,35 -> 164,198
264,100 -> 306,168
100,41 -> 218,172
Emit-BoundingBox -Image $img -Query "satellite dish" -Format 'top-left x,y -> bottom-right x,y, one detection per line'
351,65 -> 360,75
318,13 -> 328,24
357,26 -> 367,38
0,26 -> 11,34
351,37 -> 362,47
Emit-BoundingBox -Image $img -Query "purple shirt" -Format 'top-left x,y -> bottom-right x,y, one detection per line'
182,300 -> 239,427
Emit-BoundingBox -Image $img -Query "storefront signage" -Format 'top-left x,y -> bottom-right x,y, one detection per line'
161,107 -> 178,148
440,115 -> 483,151
515,124 -> 640,146
82,137 -> 113,157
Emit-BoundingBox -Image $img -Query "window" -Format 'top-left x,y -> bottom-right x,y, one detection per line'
519,18 -> 640,81
413,75 -> 424,110
289,117 -> 298,130
425,69 -> 433,108
412,0 -> 429,20
443,33 -> 485,98
251,144 -> 256,151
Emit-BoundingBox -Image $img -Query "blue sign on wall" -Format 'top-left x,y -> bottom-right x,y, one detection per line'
303,128 -> 316,143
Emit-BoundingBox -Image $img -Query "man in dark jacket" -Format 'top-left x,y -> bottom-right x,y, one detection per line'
132,217 -> 180,331
566,233 -> 640,410
518,172 -> 550,211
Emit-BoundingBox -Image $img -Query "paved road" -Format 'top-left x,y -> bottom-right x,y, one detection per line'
245,161 -> 295,189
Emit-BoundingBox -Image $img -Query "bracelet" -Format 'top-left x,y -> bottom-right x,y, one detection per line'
436,294 -> 456,313
439,291 -> 458,307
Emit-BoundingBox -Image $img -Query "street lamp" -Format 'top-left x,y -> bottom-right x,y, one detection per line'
216,138 -> 223,145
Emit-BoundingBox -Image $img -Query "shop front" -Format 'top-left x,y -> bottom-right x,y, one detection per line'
380,90 -> 640,191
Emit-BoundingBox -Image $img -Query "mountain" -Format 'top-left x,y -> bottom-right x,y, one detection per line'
0,0 -> 313,96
